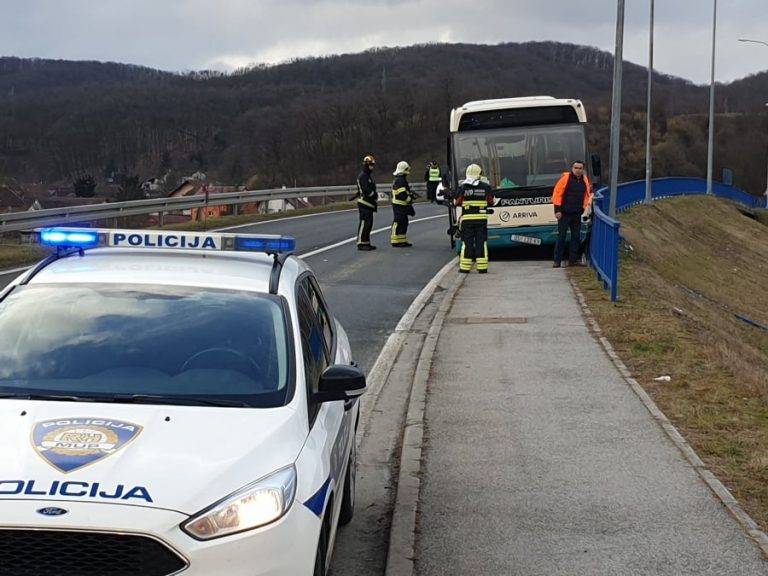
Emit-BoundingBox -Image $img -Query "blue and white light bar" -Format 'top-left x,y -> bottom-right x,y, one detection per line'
36,227 -> 296,254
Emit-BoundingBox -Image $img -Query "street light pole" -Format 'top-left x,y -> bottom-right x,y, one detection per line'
739,38 -> 768,48
739,40 -> 768,204
706,0 -> 718,195
764,103 -> 768,202
609,0 -> 626,218
645,0 -> 655,204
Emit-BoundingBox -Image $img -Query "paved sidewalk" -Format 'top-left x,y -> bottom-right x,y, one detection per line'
415,262 -> 767,575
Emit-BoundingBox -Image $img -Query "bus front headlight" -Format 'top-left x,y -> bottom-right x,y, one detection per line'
182,465 -> 297,540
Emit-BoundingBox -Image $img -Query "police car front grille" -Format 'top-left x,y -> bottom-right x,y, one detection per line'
0,529 -> 188,576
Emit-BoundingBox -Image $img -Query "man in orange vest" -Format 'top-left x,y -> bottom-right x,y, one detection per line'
552,160 -> 593,268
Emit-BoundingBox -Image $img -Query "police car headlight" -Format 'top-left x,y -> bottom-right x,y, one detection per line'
182,465 -> 297,540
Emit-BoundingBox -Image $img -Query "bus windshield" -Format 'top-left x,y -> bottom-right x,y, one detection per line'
453,124 -> 586,190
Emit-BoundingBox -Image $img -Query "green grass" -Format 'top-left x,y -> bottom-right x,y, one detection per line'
0,244 -> 47,269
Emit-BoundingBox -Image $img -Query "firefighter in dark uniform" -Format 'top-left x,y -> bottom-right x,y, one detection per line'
424,160 -> 441,203
552,160 -> 593,267
456,164 -> 494,273
391,161 -> 415,248
356,155 -> 378,251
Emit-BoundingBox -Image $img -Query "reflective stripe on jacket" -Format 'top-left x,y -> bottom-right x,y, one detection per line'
457,182 -> 494,221
392,175 -> 413,206
428,168 -> 441,182
357,169 -> 378,210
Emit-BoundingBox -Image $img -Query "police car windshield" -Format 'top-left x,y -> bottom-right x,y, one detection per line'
0,284 -> 292,408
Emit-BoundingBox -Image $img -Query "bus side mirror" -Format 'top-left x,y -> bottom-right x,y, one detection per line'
591,154 -> 602,179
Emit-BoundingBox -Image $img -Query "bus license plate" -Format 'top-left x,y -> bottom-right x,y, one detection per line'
510,234 -> 541,246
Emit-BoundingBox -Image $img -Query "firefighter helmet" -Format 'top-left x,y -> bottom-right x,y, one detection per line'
465,164 -> 483,182
393,161 -> 411,176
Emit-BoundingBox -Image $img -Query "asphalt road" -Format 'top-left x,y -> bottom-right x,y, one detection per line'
223,204 -> 454,371
0,204 -> 455,372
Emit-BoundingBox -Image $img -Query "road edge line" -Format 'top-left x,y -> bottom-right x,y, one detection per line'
0,265 -> 33,276
299,214 -> 445,260
568,275 -> 768,559
214,207 -> 357,231
384,267 -> 466,576
357,256 -> 458,447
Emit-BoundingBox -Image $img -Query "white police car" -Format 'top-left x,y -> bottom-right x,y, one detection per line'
0,228 -> 365,576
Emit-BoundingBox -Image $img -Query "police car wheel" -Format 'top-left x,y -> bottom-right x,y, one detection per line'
338,438 -> 357,525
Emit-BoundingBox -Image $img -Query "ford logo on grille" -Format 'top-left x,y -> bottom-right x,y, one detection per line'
37,507 -> 68,517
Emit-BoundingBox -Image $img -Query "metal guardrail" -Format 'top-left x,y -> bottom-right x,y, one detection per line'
589,177 -> 766,302
0,183 -> 428,234
593,177 -> 767,214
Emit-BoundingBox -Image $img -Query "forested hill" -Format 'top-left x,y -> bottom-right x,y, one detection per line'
0,42 -> 766,195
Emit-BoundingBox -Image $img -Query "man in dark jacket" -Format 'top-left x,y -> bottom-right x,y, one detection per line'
552,160 -> 593,267
356,155 -> 378,251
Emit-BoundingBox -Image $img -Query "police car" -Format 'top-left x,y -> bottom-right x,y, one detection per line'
0,228 -> 366,576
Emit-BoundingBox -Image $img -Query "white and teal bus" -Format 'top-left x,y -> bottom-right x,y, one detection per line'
448,96 -> 599,249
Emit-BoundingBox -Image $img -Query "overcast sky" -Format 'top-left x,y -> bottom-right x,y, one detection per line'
1,0 -> 766,84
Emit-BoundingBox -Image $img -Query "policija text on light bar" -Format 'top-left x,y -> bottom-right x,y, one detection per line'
36,228 -> 296,254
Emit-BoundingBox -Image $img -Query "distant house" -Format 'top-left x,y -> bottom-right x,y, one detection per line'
141,178 -> 164,197
46,186 -> 76,197
0,186 -> 27,212
141,170 -> 172,197
168,179 -> 203,199
27,196 -> 107,211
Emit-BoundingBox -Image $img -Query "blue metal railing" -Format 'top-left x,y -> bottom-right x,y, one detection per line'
589,178 -> 766,301
588,199 -> 621,302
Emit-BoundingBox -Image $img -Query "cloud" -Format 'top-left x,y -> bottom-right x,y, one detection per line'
1,0 -> 765,83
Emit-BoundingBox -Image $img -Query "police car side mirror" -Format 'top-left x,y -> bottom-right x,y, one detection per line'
315,364 -> 366,403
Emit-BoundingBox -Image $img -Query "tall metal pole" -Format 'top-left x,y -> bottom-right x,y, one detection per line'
706,0 -> 718,195
765,103 -> 768,203
644,0 -> 655,204
609,0 -> 626,218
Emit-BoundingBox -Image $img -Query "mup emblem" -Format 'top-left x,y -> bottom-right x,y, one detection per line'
32,418 -> 142,473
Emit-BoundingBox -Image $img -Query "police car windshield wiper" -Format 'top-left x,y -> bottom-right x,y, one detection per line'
111,394 -> 251,407
0,392 -> 99,402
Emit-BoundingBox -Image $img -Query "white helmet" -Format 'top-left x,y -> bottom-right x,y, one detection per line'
464,163 -> 483,184
393,161 -> 411,176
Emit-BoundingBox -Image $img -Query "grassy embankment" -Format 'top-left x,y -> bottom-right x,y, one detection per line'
571,196 -> 768,530
0,201 -> 357,269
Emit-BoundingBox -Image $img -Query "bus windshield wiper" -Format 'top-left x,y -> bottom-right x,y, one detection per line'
495,185 -> 550,192
111,394 -> 251,407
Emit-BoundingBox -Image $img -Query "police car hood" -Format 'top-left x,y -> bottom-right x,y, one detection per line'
0,401 -> 306,515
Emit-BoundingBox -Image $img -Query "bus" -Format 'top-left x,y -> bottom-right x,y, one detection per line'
447,96 -> 599,249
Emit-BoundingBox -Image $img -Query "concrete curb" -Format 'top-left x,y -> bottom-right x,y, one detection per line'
568,275 -> 768,559
384,269 -> 466,576
357,257 -> 458,449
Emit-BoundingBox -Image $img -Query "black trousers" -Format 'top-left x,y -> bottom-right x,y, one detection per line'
459,220 -> 489,271
555,212 -> 582,264
391,205 -> 410,244
426,182 -> 438,201
357,204 -> 374,245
